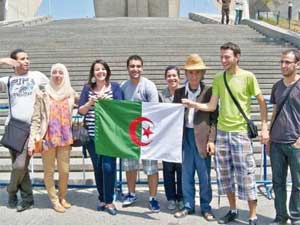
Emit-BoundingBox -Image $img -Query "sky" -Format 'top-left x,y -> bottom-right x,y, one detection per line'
37,0 -> 219,20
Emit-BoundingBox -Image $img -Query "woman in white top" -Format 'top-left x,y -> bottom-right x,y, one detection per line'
234,0 -> 244,25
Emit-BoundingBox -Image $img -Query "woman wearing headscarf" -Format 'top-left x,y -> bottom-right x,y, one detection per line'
78,59 -> 123,215
28,63 -> 77,213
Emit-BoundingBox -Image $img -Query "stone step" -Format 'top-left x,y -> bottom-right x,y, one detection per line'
0,45 -> 289,54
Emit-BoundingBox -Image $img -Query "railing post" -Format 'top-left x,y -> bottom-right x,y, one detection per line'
288,1 -> 293,29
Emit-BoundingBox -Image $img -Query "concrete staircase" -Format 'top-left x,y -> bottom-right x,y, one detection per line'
0,17 -> 291,185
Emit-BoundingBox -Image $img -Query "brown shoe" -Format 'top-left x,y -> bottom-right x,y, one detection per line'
53,203 -> 65,213
202,212 -> 216,221
60,199 -> 71,209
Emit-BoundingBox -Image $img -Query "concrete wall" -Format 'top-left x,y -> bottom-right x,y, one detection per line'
148,0 -> 168,17
242,18 -> 300,48
169,0 -> 180,18
128,0 -> 148,17
0,0 -> 5,21
0,0 -> 41,21
94,0 -> 127,17
94,0 -> 179,17
6,0 -> 41,21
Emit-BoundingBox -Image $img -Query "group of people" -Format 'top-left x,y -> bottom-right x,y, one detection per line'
0,42 -> 299,225
218,0 -> 245,25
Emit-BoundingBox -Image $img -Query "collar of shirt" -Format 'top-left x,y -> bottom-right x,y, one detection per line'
185,82 -> 201,100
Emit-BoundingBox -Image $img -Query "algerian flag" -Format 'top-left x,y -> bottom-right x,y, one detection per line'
94,100 -> 184,163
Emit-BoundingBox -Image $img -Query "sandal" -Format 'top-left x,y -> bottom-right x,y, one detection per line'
202,212 -> 216,221
174,208 -> 194,218
105,205 -> 117,215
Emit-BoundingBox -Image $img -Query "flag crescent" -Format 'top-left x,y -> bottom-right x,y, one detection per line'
128,117 -> 153,147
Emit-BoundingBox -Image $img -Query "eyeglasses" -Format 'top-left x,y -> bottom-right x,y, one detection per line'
280,60 -> 296,65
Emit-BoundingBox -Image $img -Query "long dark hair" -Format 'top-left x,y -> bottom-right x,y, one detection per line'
88,59 -> 111,88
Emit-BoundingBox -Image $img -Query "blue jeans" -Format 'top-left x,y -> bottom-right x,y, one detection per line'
235,9 -> 243,24
163,161 -> 183,201
270,142 -> 300,223
182,128 -> 212,213
86,138 -> 116,204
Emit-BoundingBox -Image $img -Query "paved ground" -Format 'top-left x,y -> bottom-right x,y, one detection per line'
0,184 -> 291,225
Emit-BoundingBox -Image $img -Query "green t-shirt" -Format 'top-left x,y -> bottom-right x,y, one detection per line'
212,69 -> 261,132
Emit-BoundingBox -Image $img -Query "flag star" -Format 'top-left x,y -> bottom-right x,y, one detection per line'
142,126 -> 153,139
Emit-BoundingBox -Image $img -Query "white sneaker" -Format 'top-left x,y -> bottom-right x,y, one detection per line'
122,193 -> 137,207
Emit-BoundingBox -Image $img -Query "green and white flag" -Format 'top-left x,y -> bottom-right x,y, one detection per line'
94,100 -> 184,163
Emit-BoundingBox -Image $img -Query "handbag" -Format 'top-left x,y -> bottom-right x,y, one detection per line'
71,115 -> 89,147
223,72 -> 258,139
1,77 -> 31,152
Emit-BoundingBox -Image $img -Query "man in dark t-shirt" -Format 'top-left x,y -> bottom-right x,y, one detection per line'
269,49 -> 300,225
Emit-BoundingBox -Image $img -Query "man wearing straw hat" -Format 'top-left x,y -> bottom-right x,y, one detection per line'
182,43 -> 269,225
173,54 -> 217,221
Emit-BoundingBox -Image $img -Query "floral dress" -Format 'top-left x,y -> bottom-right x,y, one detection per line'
44,97 -> 73,148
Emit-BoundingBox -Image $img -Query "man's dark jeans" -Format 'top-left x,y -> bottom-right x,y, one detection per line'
7,146 -> 33,204
270,142 -> 300,224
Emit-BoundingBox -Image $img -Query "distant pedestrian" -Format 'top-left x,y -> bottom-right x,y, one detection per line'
218,0 -> 231,24
234,0 -> 244,25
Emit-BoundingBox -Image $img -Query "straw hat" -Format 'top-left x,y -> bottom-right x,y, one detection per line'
184,54 -> 209,70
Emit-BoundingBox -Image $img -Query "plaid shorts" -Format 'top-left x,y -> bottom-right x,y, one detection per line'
122,158 -> 158,175
215,130 -> 257,200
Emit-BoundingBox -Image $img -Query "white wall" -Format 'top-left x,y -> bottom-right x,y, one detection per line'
1,0 -> 41,21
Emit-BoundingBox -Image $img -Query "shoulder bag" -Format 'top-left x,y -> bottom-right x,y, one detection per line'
1,77 -> 31,152
223,71 -> 258,139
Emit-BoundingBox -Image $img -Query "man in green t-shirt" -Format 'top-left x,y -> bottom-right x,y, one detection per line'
182,42 -> 269,225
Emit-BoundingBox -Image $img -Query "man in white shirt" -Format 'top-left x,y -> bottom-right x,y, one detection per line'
0,49 -> 48,212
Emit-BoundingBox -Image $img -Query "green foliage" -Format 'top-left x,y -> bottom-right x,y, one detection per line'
259,15 -> 300,32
